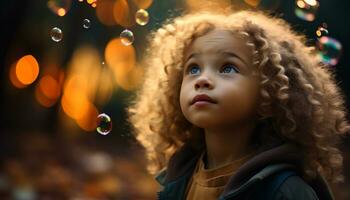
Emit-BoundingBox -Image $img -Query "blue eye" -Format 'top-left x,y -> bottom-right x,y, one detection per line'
188,65 -> 201,75
221,64 -> 239,74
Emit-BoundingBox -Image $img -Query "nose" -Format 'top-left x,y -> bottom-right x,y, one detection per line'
194,76 -> 214,90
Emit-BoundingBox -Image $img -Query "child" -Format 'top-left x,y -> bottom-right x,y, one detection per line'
126,8 -> 350,200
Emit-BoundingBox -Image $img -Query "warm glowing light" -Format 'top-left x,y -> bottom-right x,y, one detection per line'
61,88 -> 90,120
35,83 -> 57,107
96,0 -> 116,26
47,0 -> 72,16
105,38 -> 136,76
87,0 -> 94,4
304,0 -> 317,6
39,75 -> 61,99
9,63 -> 26,88
296,0 -> 306,8
57,8 -> 66,16
95,66 -> 115,105
115,65 -> 143,91
185,0 -> 230,11
92,2 -> 97,7
132,0 -> 153,9
62,45 -> 113,131
76,102 -> 98,131
113,0 -> 135,27
15,55 -> 40,85
244,0 -> 261,7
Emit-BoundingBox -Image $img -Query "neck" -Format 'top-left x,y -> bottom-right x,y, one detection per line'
204,123 -> 256,169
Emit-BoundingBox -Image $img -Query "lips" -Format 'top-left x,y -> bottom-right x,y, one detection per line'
190,94 -> 217,105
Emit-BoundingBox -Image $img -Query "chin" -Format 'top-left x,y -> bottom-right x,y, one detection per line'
189,118 -> 219,129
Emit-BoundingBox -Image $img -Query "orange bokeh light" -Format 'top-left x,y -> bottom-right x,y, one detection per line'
75,102 -> 98,131
39,75 -> 61,100
96,0 -> 116,26
244,0 -> 261,7
296,0 -> 306,8
105,38 -> 136,75
9,63 -> 26,88
15,55 -> 40,85
47,0 -> 71,16
61,89 -> 90,120
185,0 -> 231,11
113,0 -> 135,27
57,8 -> 66,16
35,84 -> 57,108
114,65 -> 143,91
132,0 -> 153,9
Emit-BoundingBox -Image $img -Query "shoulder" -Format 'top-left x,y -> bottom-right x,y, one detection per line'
273,175 -> 319,200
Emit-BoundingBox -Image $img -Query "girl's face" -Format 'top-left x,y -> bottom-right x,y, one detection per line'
179,29 -> 260,129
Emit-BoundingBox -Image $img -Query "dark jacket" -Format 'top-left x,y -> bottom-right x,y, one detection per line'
154,141 -> 334,200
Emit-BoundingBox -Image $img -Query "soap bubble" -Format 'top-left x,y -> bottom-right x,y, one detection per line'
317,36 -> 342,66
83,19 -> 91,29
96,113 -> 112,135
120,29 -> 134,46
50,27 -> 63,42
135,9 -> 149,26
316,26 -> 328,38
295,0 -> 319,21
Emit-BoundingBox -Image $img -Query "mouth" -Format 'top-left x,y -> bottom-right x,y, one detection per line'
190,94 -> 217,105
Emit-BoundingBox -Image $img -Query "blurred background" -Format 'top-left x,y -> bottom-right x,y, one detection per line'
0,0 -> 350,199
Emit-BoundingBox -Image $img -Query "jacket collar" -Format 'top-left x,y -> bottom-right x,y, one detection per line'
154,141 -> 334,200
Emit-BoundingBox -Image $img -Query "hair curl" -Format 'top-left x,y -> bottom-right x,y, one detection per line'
126,9 -> 350,183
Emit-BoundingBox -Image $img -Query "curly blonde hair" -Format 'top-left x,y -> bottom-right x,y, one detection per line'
126,9 -> 350,183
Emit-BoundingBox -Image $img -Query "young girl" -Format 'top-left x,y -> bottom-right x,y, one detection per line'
126,8 -> 350,200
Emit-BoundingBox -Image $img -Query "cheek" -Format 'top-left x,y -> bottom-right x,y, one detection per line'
220,81 -> 260,117
179,83 -> 187,114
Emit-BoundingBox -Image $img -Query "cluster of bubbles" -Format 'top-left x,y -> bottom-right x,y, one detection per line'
51,18 -> 90,42
48,5 -> 153,136
293,1 -> 343,66
313,24 -> 342,66
96,113 -> 112,135
295,0 -> 319,21
316,25 -> 328,38
119,9 -> 150,46
317,36 -> 342,66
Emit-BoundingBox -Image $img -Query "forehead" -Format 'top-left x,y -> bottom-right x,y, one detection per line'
184,29 -> 253,64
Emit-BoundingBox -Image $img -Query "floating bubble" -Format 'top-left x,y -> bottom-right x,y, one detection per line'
135,9 -> 149,26
321,22 -> 328,29
120,29 -> 134,46
317,36 -> 342,66
83,19 -> 91,29
295,0 -> 319,21
316,26 -> 328,38
50,27 -> 63,42
96,113 -> 112,135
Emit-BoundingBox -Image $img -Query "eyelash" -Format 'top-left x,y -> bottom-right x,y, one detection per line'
186,63 -> 240,75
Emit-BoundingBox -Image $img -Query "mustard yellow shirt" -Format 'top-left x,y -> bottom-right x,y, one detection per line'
185,151 -> 256,200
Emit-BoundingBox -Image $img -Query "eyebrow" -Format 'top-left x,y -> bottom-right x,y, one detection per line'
185,50 -> 249,66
